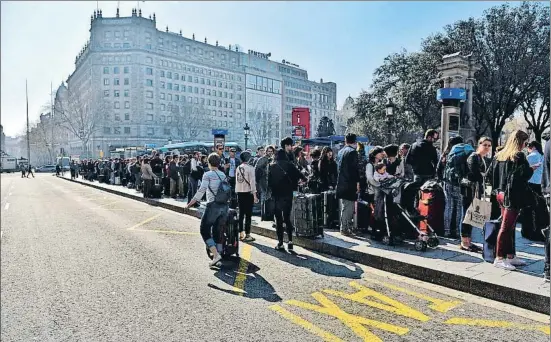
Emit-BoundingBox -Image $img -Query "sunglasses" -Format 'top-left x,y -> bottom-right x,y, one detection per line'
217,148 -> 223,151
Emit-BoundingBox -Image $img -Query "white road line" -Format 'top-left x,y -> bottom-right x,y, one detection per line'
4,203 -> 9,210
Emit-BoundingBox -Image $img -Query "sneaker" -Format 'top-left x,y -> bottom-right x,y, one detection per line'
275,243 -> 286,252
209,254 -> 222,267
243,235 -> 255,242
508,257 -> 526,266
494,258 -> 516,271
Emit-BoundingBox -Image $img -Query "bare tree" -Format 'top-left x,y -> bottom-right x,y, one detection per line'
54,88 -> 109,157
170,102 -> 207,141
247,108 -> 277,147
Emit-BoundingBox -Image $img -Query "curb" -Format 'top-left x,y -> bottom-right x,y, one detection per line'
60,176 -> 550,315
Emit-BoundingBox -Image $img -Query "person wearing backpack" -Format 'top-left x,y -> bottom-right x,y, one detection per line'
437,136 -> 471,239
235,151 -> 258,242
186,153 -> 231,267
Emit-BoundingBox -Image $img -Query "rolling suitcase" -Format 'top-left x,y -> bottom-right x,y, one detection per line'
150,178 -> 163,198
322,190 -> 339,229
483,218 -> 500,263
206,208 -> 240,260
292,193 -> 324,238
418,181 -> 445,236
98,174 -> 105,184
354,198 -> 373,233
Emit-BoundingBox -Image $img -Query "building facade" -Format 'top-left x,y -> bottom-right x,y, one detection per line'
0,124 -> 5,154
62,9 -> 336,157
335,95 -> 355,135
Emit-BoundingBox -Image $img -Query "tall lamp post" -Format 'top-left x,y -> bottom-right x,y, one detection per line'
385,98 -> 395,144
243,123 -> 250,150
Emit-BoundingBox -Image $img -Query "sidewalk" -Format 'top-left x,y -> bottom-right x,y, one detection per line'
60,175 -> 550,314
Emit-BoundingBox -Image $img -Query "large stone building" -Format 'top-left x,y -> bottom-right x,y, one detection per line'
335,95 -> 355,135
61,9 -> 336,157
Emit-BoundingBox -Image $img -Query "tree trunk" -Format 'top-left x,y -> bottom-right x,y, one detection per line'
534,130 -> 542,144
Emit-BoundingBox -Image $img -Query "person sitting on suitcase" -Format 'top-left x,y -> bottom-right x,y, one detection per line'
186,153 -> 230,267
268,148 -> 307,252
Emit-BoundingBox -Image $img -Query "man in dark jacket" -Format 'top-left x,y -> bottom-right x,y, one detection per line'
150,152 -> 163,176
406,129 -> 439,180
336,133 -> 360,236
169,157 -> 180,198
281,136 -> 295,163
255,145 -> 275,212
268,148 -> 307,252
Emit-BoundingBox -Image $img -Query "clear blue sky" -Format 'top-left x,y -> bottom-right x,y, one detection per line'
1,1 -> 512,137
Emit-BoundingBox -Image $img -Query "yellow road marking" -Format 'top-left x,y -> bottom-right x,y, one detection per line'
323,281 -> 430,322
127,214 -> 161,230
286,292 -> 409,341
362,278 -> 462,313
444,317 -> 550,335
132,229 -> 200,235
269,305 -> 345,342
232,244 -> 252,295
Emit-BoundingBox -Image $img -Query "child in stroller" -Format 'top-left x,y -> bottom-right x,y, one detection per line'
376,177 -> 440,251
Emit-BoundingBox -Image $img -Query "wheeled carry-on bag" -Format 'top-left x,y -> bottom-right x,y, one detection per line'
206,208 -> 240,260
355,198 -> 373,233
418,181 -> 445,236
292,193 -> 324,238
150,178 -> 163,198
323,190 -> 340,229
482,218 -> 500,263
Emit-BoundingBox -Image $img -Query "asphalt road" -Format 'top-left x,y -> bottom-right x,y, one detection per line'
1,173 -> 549,342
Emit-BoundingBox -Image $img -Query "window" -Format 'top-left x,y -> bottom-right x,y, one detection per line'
201,78 -> 205,84
194,77 -> 198,83
115,113 -> 121,121
146,102 -> 153,109
160,81 -> 165,89
103,90 -> 109,97
237,104 -> 242,109
167,116 -> 172,122
147,127 -> 154,135
174,73 -> 179,80
103,67 -> 109,74
123,43 -> 130,48
207,79 -> 211,86
207,99 -> 211,105
125,101 -> 130,109
194,87 -> 198,94
124,127 -> 131,134
175,95 -> 179,101
114,90 -> 120,97
224,92 -> 227,98
224,102 -> 228,108
201,88 -> 205,94
229,93 -> 233,99
125,113 -> 130,120
124,78 -> 129,85
104,78 -> 110,86
146,67 -> 153,75
237,94 -> 242,100
218,91 -> 222,97
114,102 -> 120,109
187,86 -> 192,92
207,89 -> 211,96
146,57 -> 153,64
124,90 -> 129,97
161,115 -> 166,123
164,128 -> 171,135
104,31 -> 112,38
229,103 -> 232,109
167,72 -> 172,78
174,84 -> 179,91
167,83 -> 172,90
114,31 -> 121,38
188,97 -> 192,103
218,111 -> 222,117
114,78 -> 120,86
161,104 -> 166,111
103,127 -> 111,134
160,93 -> 165,100
146,79 -> 153,86
114,67 -> 120,74
167,94 -> 172,101
195,97 -> 199,104
160,71 -> 165,77
146,114 -> 154,121
114,127 -> 121,135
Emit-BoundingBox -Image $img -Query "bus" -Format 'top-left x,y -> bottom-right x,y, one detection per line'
158,141 -> 243,157
0,156 -> 18,173
56,156 -> 70,170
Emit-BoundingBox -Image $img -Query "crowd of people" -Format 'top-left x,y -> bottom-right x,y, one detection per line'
62,129 -> 550,276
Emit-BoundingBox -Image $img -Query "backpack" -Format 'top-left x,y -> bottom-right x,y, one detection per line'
208,171 -> 231,204
443,143 -> 475,186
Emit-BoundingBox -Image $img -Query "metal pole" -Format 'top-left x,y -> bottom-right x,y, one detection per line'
26,79 -> 30,165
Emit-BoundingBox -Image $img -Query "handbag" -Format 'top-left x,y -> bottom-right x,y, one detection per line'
463,184 -> 492,228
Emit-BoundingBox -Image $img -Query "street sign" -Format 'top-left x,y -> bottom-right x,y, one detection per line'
436,88 -> 467,102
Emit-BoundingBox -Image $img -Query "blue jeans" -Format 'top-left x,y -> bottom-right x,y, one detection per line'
187,177 -> 199,203
200,202 -> 228,249
443,183 -> 463,236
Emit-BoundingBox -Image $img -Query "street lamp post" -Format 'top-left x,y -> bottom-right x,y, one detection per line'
385,98 -> 395,144
243,123 -> 250,150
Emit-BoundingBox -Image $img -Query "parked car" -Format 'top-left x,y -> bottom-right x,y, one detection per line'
35,165 -> 57,173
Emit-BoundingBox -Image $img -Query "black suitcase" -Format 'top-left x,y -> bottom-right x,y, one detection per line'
150,178 -> 163,198
207,208 -> 240,260
482,218 -> 500,263
355,199 -> 372,233
98,174 -> 105,183
261,197 -> 275,221
292,193 -> 324,238
323,191 -> 339,229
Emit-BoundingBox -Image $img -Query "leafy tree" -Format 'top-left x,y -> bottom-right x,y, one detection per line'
421,2 -> 550,146
521,66 -> 550,142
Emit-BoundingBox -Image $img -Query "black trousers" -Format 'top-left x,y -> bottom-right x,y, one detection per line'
237,192 -> 254,235
143,179 -> 153,198
274,195 -> 294,245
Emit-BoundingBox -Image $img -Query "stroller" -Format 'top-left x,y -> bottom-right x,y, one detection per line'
377,178 -> 440,251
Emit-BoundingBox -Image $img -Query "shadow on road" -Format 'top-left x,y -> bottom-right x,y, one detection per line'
250,242 -> 364,279
208,260 -> 282,303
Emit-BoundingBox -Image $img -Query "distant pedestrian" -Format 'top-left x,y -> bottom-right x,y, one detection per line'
336,133 -> 360,236
26,165 -> 34,178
